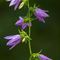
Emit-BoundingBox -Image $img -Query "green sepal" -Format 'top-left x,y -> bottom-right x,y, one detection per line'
30,53 -> 40,60
32,53 -> 40,58
22,35 -> 31,43
30,50 -> 43,60
24,17 -> 33,22
31,57 -> 40,60
19,30 -> 31,43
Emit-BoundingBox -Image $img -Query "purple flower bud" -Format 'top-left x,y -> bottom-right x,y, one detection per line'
7,0 -> 21,10
15,17 -> 24,26
4,34 -> 21,50
39,54 -> 52,60
15,17 -> 32,30
34,8 -> 49,23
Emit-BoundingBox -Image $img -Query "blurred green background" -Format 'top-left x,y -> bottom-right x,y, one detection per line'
0,0 -> 60,60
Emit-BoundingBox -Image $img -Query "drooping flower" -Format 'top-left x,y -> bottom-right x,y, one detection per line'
39,54 -> 52,60
34,8 -> 49,23
4,34 -> 21,50
15,17 -> 32,30
6,0 -> 21,10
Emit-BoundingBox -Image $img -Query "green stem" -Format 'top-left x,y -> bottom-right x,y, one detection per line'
28,0 -> 32,56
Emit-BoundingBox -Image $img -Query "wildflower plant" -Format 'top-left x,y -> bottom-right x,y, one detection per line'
4,0 -> 52,60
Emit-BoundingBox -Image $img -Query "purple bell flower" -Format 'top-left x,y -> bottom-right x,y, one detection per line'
6,0 -> 21,10
39,54 -> 52,60
15,17 -> 32,30
4,34 -> 21,50
34,8 -> 49,23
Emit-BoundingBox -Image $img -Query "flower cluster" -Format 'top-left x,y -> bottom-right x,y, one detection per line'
15,17 -> 32,30
4,0 -> 52,60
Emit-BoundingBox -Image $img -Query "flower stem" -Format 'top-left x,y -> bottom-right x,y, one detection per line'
28,0 -> 32,57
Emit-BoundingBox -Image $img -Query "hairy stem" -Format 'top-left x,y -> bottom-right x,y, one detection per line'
28,0 -> 32,57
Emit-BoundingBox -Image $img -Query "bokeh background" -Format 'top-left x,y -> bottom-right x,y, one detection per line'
0,0 -> 60,60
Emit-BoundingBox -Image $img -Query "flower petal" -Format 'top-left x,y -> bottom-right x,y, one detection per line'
34,8 -> 49,23
9,39 -> 20,50
39,54 -> 52,60
9,0 -> 17,6
6,35 -> 20,45
14,0 -> 21,10
15,17 -> 24,26
27,22 -> 32,27
22,23 -> 28,29
4,35 -> 14,40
